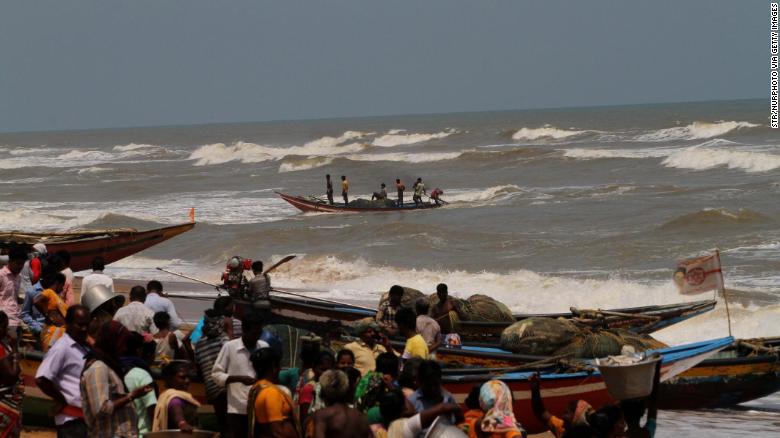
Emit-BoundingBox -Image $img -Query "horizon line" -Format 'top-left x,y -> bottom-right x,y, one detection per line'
0,96 -> 763,136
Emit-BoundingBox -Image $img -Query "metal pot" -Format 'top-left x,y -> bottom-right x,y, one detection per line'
80,284 -> 125,315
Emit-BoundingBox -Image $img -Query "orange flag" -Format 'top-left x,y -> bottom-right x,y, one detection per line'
188,208 -> 195,223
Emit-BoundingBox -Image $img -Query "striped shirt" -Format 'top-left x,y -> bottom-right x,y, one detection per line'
195,334 -> 229,401
80,360 -> 138,438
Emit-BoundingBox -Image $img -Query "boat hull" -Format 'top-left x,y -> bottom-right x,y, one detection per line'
254,295 -> 716,345
659,339 -> 780,409
1,223 -> 195,271
276,192 -> 442,213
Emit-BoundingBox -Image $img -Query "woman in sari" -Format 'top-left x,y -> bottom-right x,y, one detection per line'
152,361 -> 200,432
463,380 -> 526,438
0,311 -> 23,438
33,271 -> 68,351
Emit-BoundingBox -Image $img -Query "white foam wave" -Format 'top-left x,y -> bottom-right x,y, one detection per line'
372,129 -> 457,147
636,121 -> 759,142
112,143 -> 161,152
1,191 -> 294,231
8,147 -> 52,156
444,185 -> 528,203
511,126 -> 589,141
661,147 -> 780,172
562,148 -> 671,160
654,303 -> 780,345
189,137 -> 368,166
346,151 -> 465,163
278,157 -> 335,173
76,166 -> 114,175
0,144 -> 179,169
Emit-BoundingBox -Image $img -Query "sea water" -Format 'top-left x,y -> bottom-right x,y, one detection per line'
1,99 -> 778,435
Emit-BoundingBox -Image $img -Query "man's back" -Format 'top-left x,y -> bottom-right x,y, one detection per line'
81,271 -> 114,294
311,403 -> 370,438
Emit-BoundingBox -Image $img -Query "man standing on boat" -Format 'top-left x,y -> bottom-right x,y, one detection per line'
341,175 -> 349,205
248,261 -> 271,301
429,283 -> 464,336
413,177 -> 426,206
325,174 -> 334,205
375,285 -> 404,335
396,179 -> 405,206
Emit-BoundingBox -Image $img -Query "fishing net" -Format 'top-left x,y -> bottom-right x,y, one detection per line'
348,198 -> 397,208
466,294 -> 515,322
499,316 -> 668,357
500,317 -> 582,355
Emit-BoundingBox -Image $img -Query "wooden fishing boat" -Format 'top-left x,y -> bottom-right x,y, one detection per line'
18,337 -> 731,432
261,294 -> 716,342
440,337 -> 732,434
658,337 -> 780,409
0,222 -> 195,271
276,192 -> 443,213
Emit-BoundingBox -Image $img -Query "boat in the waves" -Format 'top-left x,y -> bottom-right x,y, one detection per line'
440,337 -> 732,434
0,222 -> 195,271
259,294 -> 716,342
276,192 -> 442,213
658,337 -> 780,409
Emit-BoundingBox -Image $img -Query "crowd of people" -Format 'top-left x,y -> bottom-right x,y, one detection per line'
0,246 -> 659,438
324,175 -> 442,207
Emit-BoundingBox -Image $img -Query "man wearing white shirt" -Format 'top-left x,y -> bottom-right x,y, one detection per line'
211,312 -> 268,438
114,285 -> 157,334
80,256 -> 114,296
143,279 -> 183,329
35,305 -> 91,437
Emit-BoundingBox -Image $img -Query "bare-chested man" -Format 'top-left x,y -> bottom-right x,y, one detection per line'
429,283 -> 464,335
307,369 -> 371,438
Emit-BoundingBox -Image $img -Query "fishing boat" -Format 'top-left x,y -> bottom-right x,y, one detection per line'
659,337 -> 780,409
440,337 -> 732,434
261,293 -> 716,341
276,192 -> 443,213
18,336 -> 732,432
0,222 -> 195,271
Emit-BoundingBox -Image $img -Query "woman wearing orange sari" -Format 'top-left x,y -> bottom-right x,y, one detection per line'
34,271 -> 68,351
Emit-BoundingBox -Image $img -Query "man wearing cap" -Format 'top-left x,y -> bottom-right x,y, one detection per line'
343,321 -> 393,376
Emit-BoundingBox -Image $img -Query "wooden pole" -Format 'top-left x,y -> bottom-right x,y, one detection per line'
716,249 -> 732,337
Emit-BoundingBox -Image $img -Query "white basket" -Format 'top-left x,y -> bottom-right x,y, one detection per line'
596,355 -> 661,400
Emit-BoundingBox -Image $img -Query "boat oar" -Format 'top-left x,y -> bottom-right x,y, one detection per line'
271,288 -> 375,312
263,255 -> 296,275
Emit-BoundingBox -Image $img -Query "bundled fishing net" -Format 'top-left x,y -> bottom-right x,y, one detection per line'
500,317 -> 582,355
500,317 -> 667,358
466,294 -> 515,322
348,198 -> 397,208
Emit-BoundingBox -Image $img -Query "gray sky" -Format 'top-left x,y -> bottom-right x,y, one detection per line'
0,1 -> 766,132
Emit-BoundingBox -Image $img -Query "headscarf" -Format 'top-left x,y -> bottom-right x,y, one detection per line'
202,309 -> 225,339
479,380 -> 524,433
354,371 -> 387,412
86,320 -> 131,378
571,400 -> 595,426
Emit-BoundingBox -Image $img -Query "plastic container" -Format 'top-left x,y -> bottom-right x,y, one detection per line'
596,355 -> 661,400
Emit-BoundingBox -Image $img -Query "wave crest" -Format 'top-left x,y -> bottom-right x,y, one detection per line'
372,129 -> 457,147
636,121 -> 759,142
511,125 -> 590,141
658,208 -> 771,231
662,147 -> 780,173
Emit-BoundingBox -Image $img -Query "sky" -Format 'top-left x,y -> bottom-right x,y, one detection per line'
0,1 -> 767,132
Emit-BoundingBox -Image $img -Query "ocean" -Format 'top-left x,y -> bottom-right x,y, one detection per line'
1,99 -> 778,435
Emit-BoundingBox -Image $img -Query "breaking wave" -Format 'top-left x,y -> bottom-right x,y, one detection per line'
511,125 -> 590,141
562,147 -> 671,160
635,121 -> 759,142
372,129 -> 457,147
444,185 -> 528,204
346,151 -> 465,163
662,147 -> 780,173
189,140 -> 368,166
